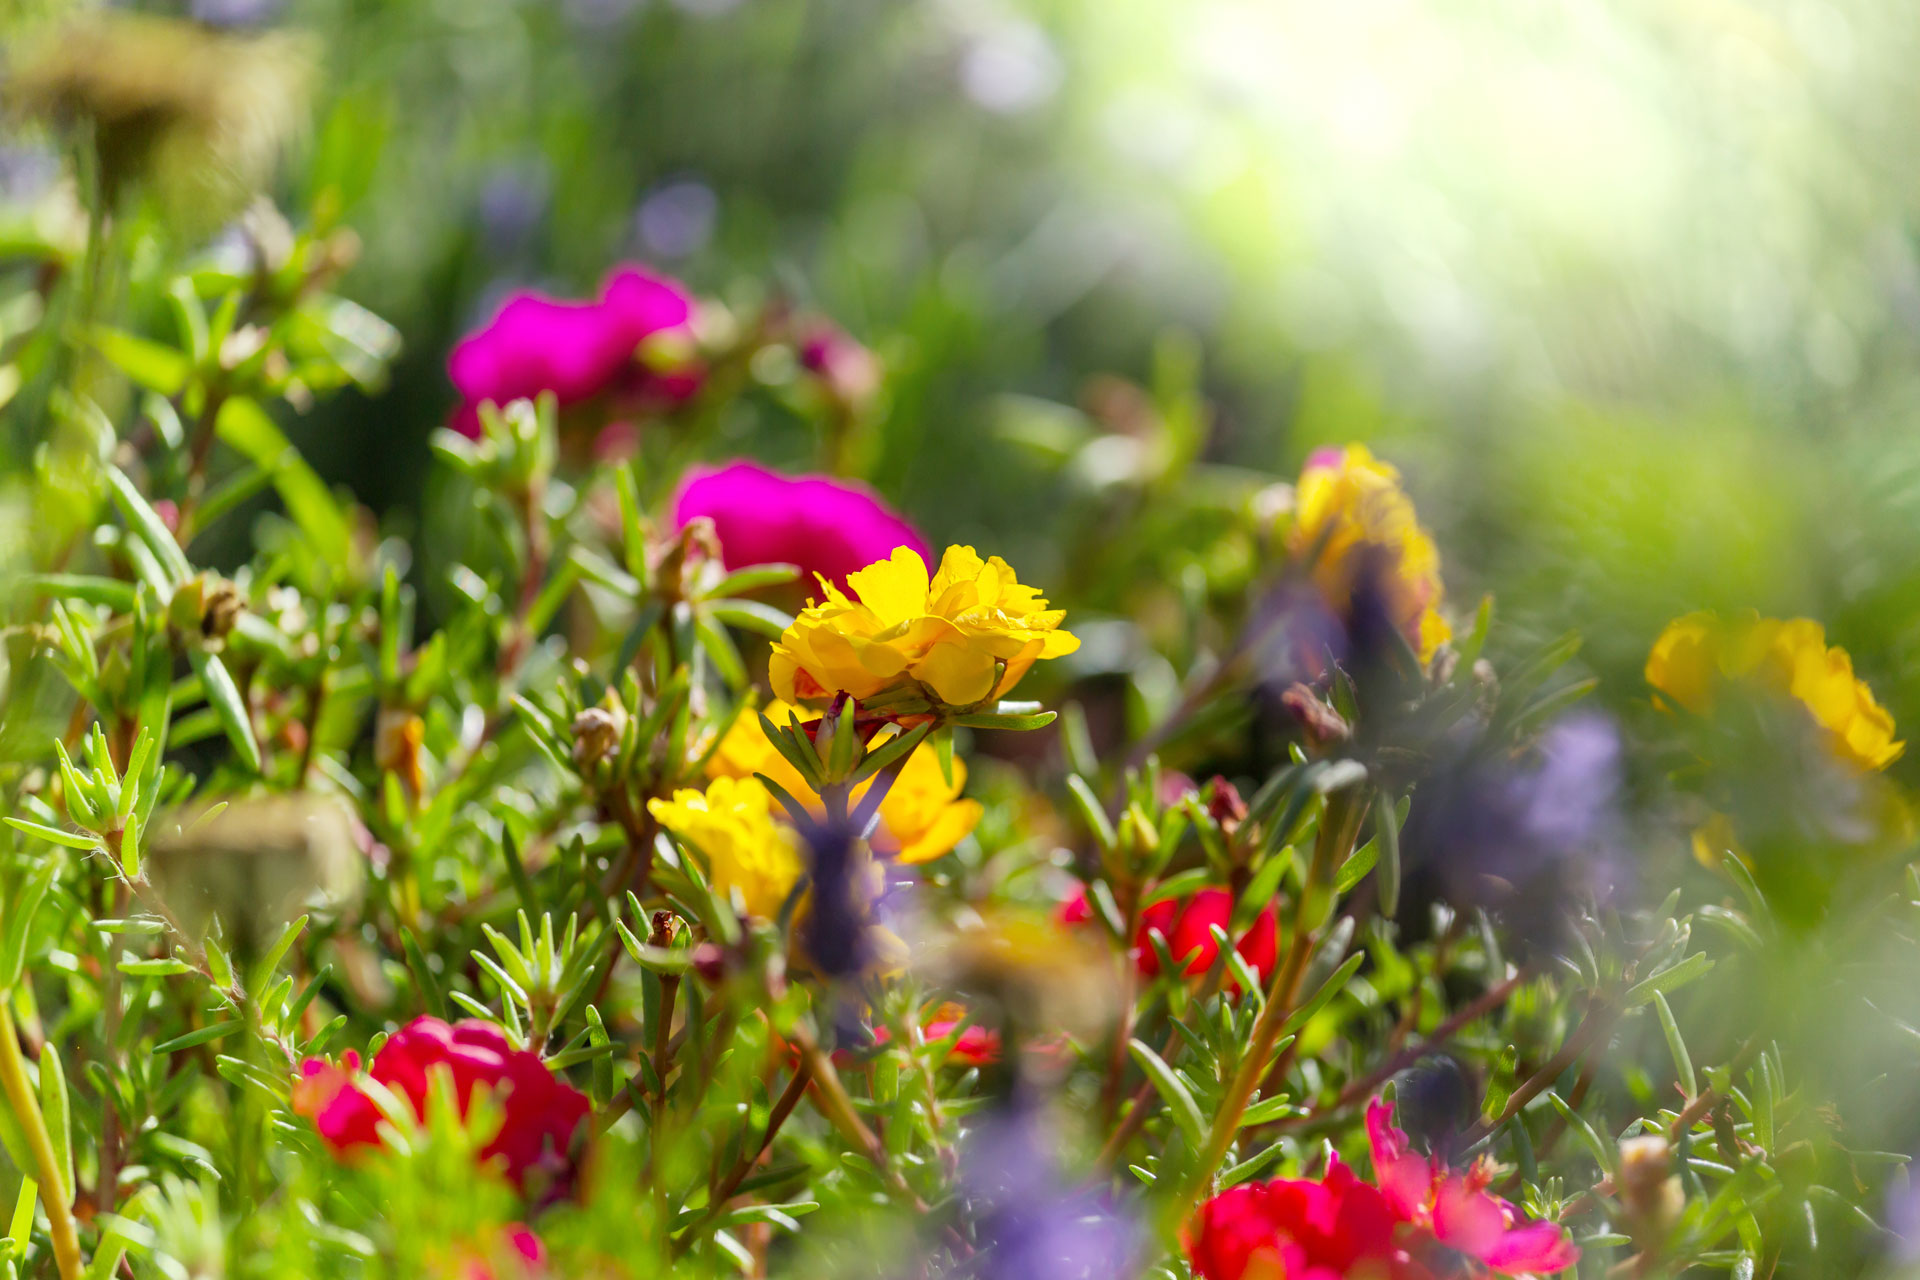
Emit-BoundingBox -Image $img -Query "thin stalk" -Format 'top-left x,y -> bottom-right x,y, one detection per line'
1181,787 -> 1362,1207
0,1000 -> 84,1280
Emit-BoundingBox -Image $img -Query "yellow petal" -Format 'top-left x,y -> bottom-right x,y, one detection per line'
891,799 -> 984,864
846,547 -> 930,623
915,640 -> 1000,705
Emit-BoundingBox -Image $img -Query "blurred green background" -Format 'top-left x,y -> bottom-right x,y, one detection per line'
22,0 -> 1920,736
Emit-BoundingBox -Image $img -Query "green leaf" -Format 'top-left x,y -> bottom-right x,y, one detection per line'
706,599 -> 793,638
706,563 -> 801,597
947,709 -> 1057,730
90,326 -> 191,395
39,1042 -> 72,1202
1546,1089 -> 1616,1177
1652,990 -> 1697,1098
216,398 -> 351,571
1374,791 -> 1402,917
186,648 -> 261,773
1127,1039 -> 1206,1145
1064,775 -> 1117,850
1623,952 -> 1714,1008
151,1020 -> 245,1054
247,915 -> 308,994
18,574 -> 137,611
105,465 -> 192,585
1280,951 -> 1365,1035
1,818 -> 99,851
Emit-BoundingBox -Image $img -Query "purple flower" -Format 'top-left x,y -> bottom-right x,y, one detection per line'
956,1103 -> 1141,1280
1399,711 -> 1628,953
670,460 -> 929,590
447,264 -> 698,438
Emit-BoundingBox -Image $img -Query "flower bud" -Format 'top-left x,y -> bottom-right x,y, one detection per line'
1280,682 -> 1351,748
570,700 -> 628,771
648,909 -> 684,950
690,941 -> 728,985
374,707 -> 425,793
1204,777 -> 1248,832
1617,1134 -> 1685,1237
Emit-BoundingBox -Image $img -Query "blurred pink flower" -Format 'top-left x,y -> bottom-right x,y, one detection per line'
670,459 -> 929,589
447,265 -> 698,437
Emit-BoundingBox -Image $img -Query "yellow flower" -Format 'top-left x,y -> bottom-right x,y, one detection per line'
708,702 -> 983,864
1647,611 -> 1903,771
770,546 -> 1080,709
647,777 -> 804,919
1286,444 -> 1450,662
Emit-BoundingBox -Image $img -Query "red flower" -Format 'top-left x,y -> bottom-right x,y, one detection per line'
868,1003 -> 1003,1066
1188,1099 -> 1578,1280
1056,886 -> 1279,994
295,1017 -> 590,1190
1134,888 -> 1278,989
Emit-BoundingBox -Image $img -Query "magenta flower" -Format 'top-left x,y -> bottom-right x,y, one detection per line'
670,460 -> 929,589
447,265 -> 698,437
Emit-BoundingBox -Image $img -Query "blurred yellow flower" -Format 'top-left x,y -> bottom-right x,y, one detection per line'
1647,610 -> 1903,771
1286,444 -> 1451,662
708,702 -> 982,864
647,776 -> 804,919
770,546 -> 1079,709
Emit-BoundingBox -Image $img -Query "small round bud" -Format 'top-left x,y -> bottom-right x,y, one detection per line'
1393,1055 -> 1477,1161
1617,1134 -> 1685,1236
570,702 -> 628,771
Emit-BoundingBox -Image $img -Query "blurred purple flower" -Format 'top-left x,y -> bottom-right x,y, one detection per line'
1399,711 -> 1628,952
635,179 -> 717,260
476,162 -> 550,255
956,1102 -> 1141,1280
447,264 -> 698,437
798,815 -> 869,980
670,460 -> 928,590
190,0 -> 284,27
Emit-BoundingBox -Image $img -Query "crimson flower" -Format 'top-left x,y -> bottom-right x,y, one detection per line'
1057,886 -> 1279,993
1189,1099 -> 1578,1279
294,1017 -> 590,1191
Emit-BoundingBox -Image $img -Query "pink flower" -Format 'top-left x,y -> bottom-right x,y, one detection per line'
1187,1099 -> 1578,1280
463,1225 -> 546,1280
294,1017 -> 590,1190
670,460 -> 929,590
798,323 -> 881,410
1363,1098 -> 1579,1276
447,265 -> 698,437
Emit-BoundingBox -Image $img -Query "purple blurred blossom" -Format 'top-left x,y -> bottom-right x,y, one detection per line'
956,1103 -> 1141,1280
635,179 -> 717,259
1399,711 -> 1628,952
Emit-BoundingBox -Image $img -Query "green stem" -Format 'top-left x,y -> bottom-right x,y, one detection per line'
0,1000 -> 84,1280
1182,787 -> 1363,1208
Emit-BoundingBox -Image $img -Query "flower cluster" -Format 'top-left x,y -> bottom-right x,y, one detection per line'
647,774 -> 806,919
1646,610 -> 1903,771
1190,1100 -> 1578,1279
706,699 -> 982,864
1285,444 -> 1451,663
771,545 -> 1081,709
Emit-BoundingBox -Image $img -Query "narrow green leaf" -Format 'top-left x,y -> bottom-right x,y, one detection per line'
1,818 -> 97,851
1374,791 -> 1402,917
1064,775 -> 1117,850
1652,990 -> 1697,1098
104,465 -> 192,584
151,1020 -> 245,1054
186,648 -> 261,772
39,1043 -> 73,1202
1127,1039 -> 1206,1145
